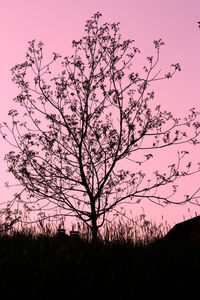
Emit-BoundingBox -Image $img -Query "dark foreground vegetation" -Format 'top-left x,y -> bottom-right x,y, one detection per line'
0,217 -> 199,300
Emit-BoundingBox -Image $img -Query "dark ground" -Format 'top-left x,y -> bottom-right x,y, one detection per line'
0,231 -> 199,299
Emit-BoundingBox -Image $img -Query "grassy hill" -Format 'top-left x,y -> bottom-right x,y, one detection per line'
0,218 -> 199,299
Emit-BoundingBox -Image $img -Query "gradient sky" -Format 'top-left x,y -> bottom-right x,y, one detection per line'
0,0 -> 200,227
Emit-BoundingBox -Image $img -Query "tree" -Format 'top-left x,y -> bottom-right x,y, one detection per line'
1,12 -> 200,241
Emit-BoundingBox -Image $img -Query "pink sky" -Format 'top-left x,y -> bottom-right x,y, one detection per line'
0,0 -> 200,228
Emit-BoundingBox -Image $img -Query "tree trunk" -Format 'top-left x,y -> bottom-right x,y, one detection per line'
91,214 -> 98,243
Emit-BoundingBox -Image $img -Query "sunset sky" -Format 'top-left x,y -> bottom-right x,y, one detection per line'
0,0 -> 200,227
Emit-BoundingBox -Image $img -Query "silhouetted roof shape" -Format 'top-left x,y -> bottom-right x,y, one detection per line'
164,215 -> 200,243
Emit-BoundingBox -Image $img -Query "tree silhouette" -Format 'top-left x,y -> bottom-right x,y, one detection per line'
1,12 -> 200,241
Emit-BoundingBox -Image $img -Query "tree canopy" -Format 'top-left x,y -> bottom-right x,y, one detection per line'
1,12 -> 200,240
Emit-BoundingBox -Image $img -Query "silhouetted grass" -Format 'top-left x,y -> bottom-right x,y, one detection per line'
0,216 -> 199,299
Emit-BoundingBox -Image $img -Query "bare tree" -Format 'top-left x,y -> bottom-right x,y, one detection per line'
1,12 -> 200,241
